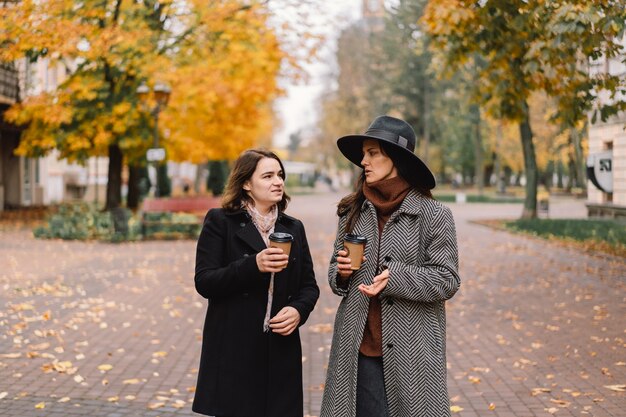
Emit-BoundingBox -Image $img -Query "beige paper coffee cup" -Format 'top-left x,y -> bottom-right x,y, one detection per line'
269,232 -> 293,259
343,233 -> 367,270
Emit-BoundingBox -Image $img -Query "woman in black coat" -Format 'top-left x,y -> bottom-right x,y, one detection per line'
192,148 -> 319,417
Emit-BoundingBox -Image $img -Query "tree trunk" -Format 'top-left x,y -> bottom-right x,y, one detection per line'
571,126 -> 587,191
157,163 -> 171,197
105,143 -> 123,210
566,155 -> 576,192
495,122 -> 506,194
194,163 -> 205,194
422,81 -> 430,164
519,100 -> 538,219
472,105 -> 484,195
127,164 -> 140,210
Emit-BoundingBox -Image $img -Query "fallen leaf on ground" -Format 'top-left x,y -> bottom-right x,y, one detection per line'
308,323 -> 333,333
123,378 -> 142,385
172,399 -> 186,408
532,388 -> 551,396
550,398 -> 570,407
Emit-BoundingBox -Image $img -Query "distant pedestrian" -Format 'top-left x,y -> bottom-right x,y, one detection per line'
192,148 -> 319,417
321,116 -> 460,417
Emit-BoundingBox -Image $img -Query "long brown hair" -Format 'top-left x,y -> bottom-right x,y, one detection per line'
222,148 -> 290,213
337,140 -> 433,233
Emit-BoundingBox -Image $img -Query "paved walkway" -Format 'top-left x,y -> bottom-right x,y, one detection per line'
0,192 -> 624,416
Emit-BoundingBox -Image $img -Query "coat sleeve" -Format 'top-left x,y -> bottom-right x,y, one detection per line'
327,215 -> 351,297
382,205 -> 460,303
194,209 -> 266,299
286,220 -> 319,326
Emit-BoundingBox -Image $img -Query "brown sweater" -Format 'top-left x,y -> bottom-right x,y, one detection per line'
359,176 -> 411,357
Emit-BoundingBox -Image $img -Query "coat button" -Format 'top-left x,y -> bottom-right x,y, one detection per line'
243,253 -> 249,257
387,299 -> 394,306
384,255 -> 392,262
240,222 -> 246,227
387,343 -> 394,349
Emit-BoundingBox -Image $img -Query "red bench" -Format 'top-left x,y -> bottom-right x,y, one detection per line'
141,196 -> 221,218
140,196 -> 221,238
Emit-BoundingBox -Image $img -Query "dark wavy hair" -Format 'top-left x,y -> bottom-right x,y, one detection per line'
337,140 -> 433,233
222,148 -> 290,213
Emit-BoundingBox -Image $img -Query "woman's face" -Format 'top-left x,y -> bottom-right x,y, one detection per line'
361,139 -> 397,184
243,157 -> 284,211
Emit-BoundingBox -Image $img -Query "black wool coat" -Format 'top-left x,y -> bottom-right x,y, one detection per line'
192,208 -> 319,417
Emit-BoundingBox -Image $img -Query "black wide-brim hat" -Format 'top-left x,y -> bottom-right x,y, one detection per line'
337,115 -> 436,189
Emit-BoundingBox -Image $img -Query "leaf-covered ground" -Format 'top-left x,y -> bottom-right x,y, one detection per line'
0,193 -> 624,416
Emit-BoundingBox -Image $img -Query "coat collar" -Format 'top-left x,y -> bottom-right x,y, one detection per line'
361,188 -> 423,216
227,208 -> 295,253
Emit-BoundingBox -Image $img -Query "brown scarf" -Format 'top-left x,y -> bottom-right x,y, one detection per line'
363,176 -> 411,233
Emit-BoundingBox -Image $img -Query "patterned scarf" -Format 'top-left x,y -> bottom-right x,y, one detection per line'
244,202 -> 278,332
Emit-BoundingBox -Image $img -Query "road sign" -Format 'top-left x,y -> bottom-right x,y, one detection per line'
587,151 -> 612,193
147,148 -> 166,162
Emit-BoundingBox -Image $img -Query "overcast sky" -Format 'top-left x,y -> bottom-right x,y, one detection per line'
272,1 -> 362,147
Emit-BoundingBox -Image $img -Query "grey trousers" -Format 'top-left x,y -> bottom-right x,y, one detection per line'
356,353 -> 390,417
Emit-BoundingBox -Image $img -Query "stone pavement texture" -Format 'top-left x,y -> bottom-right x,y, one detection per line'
0,192 -> 624,417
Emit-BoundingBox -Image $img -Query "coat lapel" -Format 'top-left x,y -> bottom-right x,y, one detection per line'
235,221 -> 267,253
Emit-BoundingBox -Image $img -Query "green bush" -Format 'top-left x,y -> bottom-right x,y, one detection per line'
33,203 -> 202,241
33,203 -> 114,240
141,212 -> 201,240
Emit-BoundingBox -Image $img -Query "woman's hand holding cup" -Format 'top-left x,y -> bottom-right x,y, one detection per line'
336,249 -> 354,279
336,249 -> 367,279
256,248 -> 289,273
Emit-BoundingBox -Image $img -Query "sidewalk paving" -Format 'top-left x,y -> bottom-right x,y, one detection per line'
0,192 -> 624,416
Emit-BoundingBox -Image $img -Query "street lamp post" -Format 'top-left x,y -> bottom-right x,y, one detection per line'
137,81 -> 171,198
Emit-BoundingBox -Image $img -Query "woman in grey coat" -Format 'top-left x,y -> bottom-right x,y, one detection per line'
321,116 -> 460,417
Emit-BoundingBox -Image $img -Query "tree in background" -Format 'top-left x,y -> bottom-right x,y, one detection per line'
531,1 -> 626,191
422,0 -> 625,218
0,0 -> 298,209
206,160 -> 229,197
423,1 -> 546,218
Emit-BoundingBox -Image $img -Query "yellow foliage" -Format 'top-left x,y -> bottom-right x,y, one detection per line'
1,0 -> 286,164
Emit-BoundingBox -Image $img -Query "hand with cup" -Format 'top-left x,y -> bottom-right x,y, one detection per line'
257,232 -> 293,273
336,234 -> 367,279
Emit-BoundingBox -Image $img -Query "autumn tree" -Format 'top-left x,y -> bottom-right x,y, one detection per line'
422,0 -> 626,218
0,0 -> 286,209
529,1 -> 626,191
423,1 -> 546,217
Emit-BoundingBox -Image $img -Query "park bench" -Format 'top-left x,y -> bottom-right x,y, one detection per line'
139,195 -> 220,239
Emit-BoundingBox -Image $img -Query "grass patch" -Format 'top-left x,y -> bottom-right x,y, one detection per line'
503,218 -> 626,257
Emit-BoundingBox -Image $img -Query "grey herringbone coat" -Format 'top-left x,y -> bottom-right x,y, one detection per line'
321,190 -> 460,417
